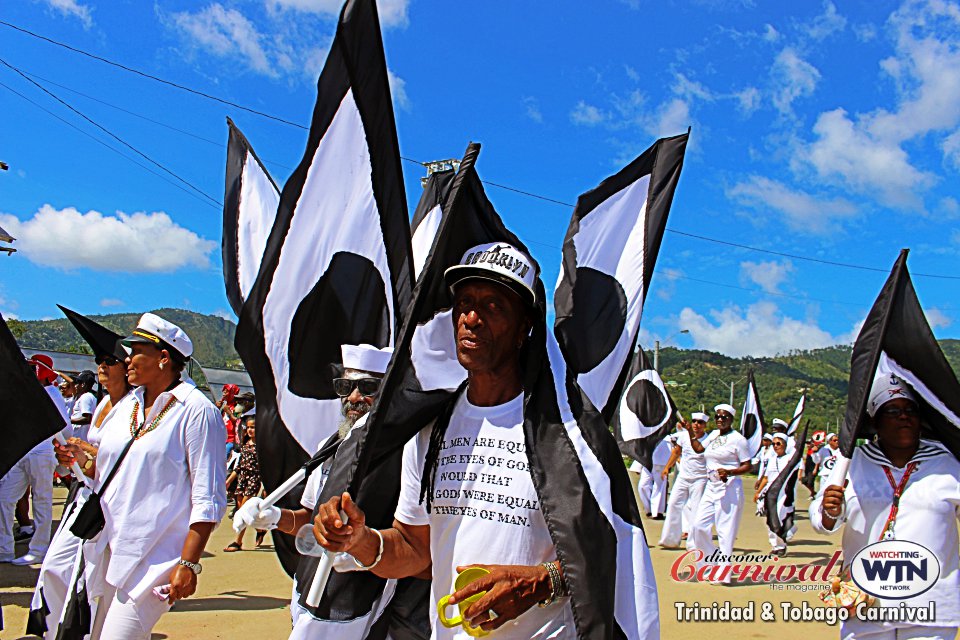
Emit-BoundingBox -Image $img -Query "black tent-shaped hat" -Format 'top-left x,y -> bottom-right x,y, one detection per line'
57,305 -> 127,362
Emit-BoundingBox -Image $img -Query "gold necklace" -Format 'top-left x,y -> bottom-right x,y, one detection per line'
129,397 -> 177,440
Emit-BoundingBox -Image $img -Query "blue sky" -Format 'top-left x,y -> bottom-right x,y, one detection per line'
1,0 -> 958,357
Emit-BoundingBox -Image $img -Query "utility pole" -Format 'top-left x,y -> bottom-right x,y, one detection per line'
654,329 -> 689,373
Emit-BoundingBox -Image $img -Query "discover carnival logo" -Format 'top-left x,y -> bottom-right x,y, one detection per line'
850,540 -> 941,600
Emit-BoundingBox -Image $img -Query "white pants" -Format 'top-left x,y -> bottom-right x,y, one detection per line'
0,451 -> 57,558
658,476 -> 706,548
690,477 -> 744,583
637,466 -> 668,516
841,623 -> 958,640
90,584 -> 152,640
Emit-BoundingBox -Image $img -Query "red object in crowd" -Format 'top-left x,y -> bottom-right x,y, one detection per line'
28,353 -> 58,384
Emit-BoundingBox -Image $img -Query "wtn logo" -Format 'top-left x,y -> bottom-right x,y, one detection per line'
860,559 -> 927,582
851,541 -> 940,600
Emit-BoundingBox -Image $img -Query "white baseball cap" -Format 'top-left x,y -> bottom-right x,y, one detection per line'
122,313 -> 193,362
444,242 -> 537,307
341,344 -> 393,375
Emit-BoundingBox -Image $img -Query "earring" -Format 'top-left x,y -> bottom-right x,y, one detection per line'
159,362 -> 165,371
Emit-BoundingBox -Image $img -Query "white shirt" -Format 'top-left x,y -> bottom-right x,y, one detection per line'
675,430 -> 715,480
29,385 -> 71,457
816,445 -> 839,478
704,430 -> 751,484
71,391 -> 97,443
811,440 -> 960,627
395,393 -> 574,640
95,382 -> 226,617
652,437 -> 673,467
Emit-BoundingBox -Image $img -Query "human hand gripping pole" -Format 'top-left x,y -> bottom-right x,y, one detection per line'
53,432 -> 91,487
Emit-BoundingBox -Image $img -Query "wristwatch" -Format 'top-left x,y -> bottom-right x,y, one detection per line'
178,559 -> 203,575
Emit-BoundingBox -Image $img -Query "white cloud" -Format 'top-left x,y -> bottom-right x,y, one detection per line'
926,307 -> 952,330
796,0 -> 960,210
735,87 -> 761,114
649,98 -> 690,137
170,4 -> 275,77
38,0 -> 93,28
387,70 -> 411,111
771,48 -> 820,115
213,308 -> 235,321
944,129 -> 960,169
853,23 -> 878,42
523,96 -> 543,123
266,0 -> 410,28
570,101 -> 606,126
740,260 -> 794,294
656,267 -> 683,301
726,175 -> 858,234
0,205 -> 215,272
762,23 -> 780,42
679,301 -> 844,357
100,298 -> 124,308
802,1 -> 847,41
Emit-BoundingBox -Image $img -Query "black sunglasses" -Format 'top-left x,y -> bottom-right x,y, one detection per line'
880,405 -> 919,418
715,413 -> 733,421
96,355 -> 121,366
333,377 -> 381,398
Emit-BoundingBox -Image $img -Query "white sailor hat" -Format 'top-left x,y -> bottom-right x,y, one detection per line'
825,432 -> 838,441
867,372 -> 917,417
122,313 -> 193,362
691,412 -> 709,423
771,433 -> 788,443
771,418 -> 789,430
444,242 -> 538,307
761,432 -> 773,441
714,403 -> 736,418
341,344 -> 393,375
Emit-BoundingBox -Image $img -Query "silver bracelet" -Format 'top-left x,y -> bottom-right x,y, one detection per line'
821,500 -> 846,524
352,528 -> 384,571
538,561 -> 566,607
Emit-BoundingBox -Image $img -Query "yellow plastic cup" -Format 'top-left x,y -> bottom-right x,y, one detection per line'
437,567 -> 490,637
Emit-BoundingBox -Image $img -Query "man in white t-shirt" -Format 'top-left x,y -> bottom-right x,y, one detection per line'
658,413 -> 715,549
69,370 -> 97,443
812,432 -> 839,496
313,244 -> 575,639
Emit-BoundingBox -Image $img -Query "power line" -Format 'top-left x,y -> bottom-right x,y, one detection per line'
0,58 -> 222,208
0,79 -> 221,211
3,20 -> 958,282
0,19 -> 307,130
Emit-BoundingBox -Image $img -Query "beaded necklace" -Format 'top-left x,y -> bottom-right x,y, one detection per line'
129,396 -> 177,440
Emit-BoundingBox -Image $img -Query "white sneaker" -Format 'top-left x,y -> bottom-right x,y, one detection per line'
12,553 -> 44,566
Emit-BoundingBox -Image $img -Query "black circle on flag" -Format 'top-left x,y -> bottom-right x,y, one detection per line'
625,376 -> 669,428
287,252 -> 390,399
555,267 -> 627,374
742,414 -> 758,440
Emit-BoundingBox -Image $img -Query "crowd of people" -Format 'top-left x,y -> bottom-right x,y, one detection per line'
2,242 -> 959,640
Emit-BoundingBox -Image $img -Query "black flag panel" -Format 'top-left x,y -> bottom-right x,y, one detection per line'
613,346 -> 678,472
740,370 -> 765,458
0,313 -> 67,478
840,249 -> 960,460
222,118 -> 280,317
765,423 -> 809,540
320,142 -> 660,639
554,132 -> 688,421
233,0 -> 413,577
410,169 -> 455,281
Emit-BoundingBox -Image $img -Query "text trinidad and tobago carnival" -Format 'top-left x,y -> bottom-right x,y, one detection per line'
670,548 -> 843,585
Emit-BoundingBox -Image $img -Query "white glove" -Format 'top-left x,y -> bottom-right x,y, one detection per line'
232,497 -> 281,533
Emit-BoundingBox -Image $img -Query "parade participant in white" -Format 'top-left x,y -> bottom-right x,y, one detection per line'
690,403 -> 752,584
38,346 -> 131,638
753,433 -> 775,482
659,412 -> 714,549
753,434 -> 797,555
0,354 -> 71,566
68,314 -> 226,639
70,371 -> 98,443
314,244 -> 576,638
646,438 -> 673,518
813,373 -> 960,640
770,418 -> 796,455
812,433 -> 839,496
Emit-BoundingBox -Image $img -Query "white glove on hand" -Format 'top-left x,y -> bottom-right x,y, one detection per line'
233,497 -> 281,533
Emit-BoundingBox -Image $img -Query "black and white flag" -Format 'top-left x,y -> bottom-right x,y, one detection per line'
840,249 -> 960,460
765,423 -> 809,540
320,142 -> 660,639
740,370 -> 765,457
554,132 -> 688,421
411,169 -> 455,280
222,118 -> 281,317
233,0 -> 414,576
0,313 -> 67,478
613,346 -> 678,472
786,393 -> 805,436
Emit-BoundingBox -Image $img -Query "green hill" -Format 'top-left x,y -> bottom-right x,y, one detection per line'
9,310 -> 959,428
12,308 -> 242,369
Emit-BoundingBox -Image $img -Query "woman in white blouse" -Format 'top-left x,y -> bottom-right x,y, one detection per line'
40,339 -> 131,638
66,313 -> 226,639
812,374 -> 960,640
